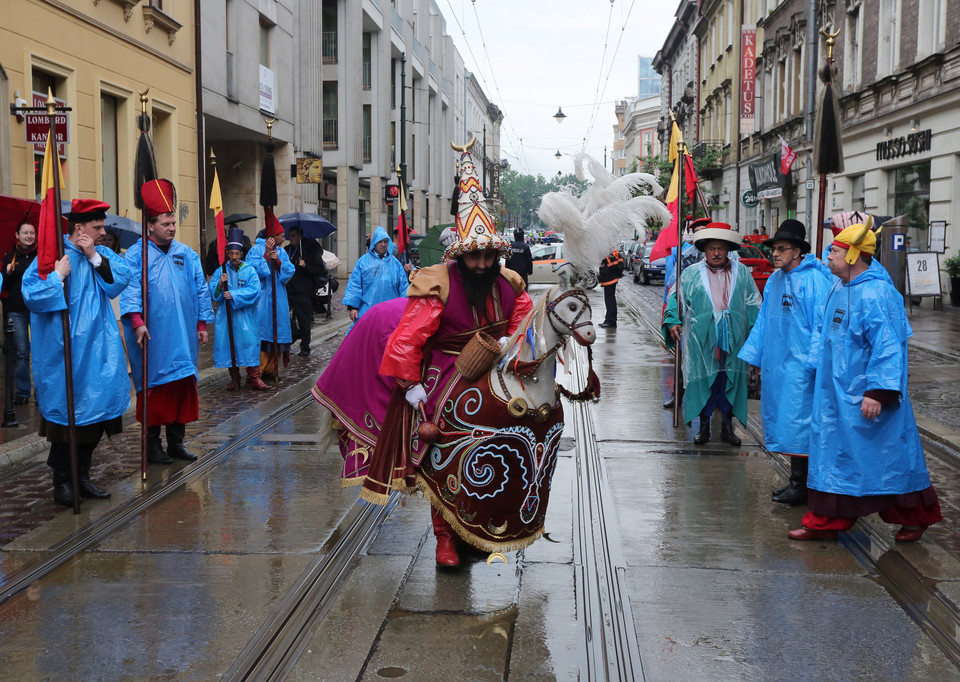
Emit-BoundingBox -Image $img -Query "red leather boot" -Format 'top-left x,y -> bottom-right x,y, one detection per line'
245,367 -> 270,391
431,507 -> 460,568
226,367 -> 241,391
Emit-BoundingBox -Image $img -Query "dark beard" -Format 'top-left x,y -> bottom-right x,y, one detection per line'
456,257 -> 501,317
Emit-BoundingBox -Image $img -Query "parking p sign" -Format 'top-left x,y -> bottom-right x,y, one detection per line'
891,233 -> 905,251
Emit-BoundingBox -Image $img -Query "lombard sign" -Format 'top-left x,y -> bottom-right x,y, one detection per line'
26,91 -> 69,158
748,152 -> 790,200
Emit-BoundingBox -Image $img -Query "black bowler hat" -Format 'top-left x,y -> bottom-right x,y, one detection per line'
764,219 -> 810,254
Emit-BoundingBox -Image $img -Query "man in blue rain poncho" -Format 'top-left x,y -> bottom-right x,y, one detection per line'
121,180 -> 214,466
789,221 -> 942,543
246,229 -> 295,378
23,199 -> 132,506
662,223 -> 761,446
342,225 -> 409,329
208,227 -> 267,391
738,220 -> 830,507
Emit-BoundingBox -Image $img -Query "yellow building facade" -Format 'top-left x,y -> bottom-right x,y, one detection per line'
0,0 -> 199,247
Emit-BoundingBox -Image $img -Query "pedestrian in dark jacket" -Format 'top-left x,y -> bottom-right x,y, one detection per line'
505,228 -> 533,288
285,226 -> 327,355
598,249 -> 624,328
2,221 -> 39,403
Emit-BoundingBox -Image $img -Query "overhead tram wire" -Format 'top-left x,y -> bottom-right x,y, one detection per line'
582,1 -> 616,151
584,0 -> 639,144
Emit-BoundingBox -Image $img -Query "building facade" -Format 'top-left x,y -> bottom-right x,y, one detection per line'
0,0 -> 199,245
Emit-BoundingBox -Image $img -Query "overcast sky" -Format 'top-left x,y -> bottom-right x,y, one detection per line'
440,0 -> 679,179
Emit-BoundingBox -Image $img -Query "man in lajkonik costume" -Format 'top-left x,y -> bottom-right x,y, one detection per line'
313,142 -> 534,567
23,199 -> 132,505
789,222 -> 942,542
662,223 -> 761,446
121,179 -> 214,465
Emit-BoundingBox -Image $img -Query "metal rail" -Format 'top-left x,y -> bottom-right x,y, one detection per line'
567,341 -> 645,680
618,283 -> 960,671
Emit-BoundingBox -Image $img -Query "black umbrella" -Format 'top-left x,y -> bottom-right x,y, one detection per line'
278,212 -> 337,239
224,213 -> 257,225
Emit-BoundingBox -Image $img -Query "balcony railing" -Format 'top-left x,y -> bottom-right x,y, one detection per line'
322,32 -> 337,64
391,9 -> 403,34
323,119 -> 338,150
412,36 -> 423,61
225,51 -> 235,99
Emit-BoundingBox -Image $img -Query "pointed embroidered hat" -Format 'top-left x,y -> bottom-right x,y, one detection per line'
443,135 -> 509,260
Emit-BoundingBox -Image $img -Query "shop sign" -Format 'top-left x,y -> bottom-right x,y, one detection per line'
748,152 -> 790,197
740,27 -> 756,135
740,190 -> 759,208
26,92 -> 68,158
876,129 -> 932,161
259,65 -> 276,114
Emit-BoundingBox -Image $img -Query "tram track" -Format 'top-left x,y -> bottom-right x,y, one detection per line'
618,284 -> 960,670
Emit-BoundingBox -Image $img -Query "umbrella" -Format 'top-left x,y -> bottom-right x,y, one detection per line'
0,195 -> 44,257
103,214 -> 142,250
278,212 -> 337,239
417,223 -> 449,268
224,213 -> 257,226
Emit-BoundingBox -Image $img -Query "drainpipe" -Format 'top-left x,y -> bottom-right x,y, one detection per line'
194,0 -> 206,256
805,0 -> 817,233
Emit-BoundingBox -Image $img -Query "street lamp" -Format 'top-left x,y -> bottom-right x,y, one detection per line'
553,107 -> 566,123
555,149 -> 562,160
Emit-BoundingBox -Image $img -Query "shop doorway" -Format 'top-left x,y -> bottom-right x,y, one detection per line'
888,162 -> 930,250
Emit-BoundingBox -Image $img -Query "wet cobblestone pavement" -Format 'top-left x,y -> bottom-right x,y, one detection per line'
0,308 -> 349,546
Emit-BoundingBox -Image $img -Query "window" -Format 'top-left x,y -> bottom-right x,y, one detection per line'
323,82 -> 338,150
850,174 -> 866,212
259,20 -> 271,67
844,6 -> 863,90
362,34 -> 372,90
101,94 -> 119,212
391,59 -> 397,109
917,0 -> 946,59
362,105 -> 372,163
877,0 -> 901,78
32,70 -> 64,199
151,107 -> 173,180
888,162 -> 930,249
225,0 -> 235,98
322,1 -> 337,64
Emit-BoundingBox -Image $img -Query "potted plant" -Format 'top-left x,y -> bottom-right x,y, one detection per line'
944,254 -> 960,306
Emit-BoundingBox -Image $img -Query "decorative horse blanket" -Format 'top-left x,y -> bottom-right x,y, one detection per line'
313,271 -> 564,552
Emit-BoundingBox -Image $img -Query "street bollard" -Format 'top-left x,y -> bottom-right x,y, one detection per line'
2,317 -> 18,428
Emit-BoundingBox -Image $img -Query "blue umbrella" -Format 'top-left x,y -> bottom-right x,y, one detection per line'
278,212 -> 337,240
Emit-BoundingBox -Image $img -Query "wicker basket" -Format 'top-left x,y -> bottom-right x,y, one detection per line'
456,331 -> 501,380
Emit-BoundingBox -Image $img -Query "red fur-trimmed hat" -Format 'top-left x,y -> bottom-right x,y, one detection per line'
140,179 -> 177,219
66,198 -> 110,223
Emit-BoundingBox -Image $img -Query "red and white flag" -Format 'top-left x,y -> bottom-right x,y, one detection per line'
780,136 -> 797,175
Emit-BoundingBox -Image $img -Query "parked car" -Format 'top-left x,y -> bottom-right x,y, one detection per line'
633,242 -> 666,284
622,240 -> 643,269
529,242 -> 567,285
407,233 -> 425,267
736,245 -> 774,294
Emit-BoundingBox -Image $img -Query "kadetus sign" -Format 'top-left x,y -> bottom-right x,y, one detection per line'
748,153 -> 791,200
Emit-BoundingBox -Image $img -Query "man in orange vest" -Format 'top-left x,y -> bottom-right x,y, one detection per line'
598,249 -> 624,328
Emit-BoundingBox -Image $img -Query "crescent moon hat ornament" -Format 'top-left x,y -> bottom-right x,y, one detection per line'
486,552 -> 508,566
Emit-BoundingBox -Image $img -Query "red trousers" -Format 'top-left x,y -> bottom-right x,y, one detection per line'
802,503 -> 942,531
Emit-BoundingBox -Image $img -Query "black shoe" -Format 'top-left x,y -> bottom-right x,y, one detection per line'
720,421 -> 741,447
166,423 -> 198,461
53,480 -> 76,507
78,474 -> 111,499
598,321 -> 617,328
663,396 -> 674,409
13,397 -> 28,405
771,483 -> 789,497
693,423 -> 710,445
772,483 -> 808,506
297,349 -> 310,356
147,426 -> 173,464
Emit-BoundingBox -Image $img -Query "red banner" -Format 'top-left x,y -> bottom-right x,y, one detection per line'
740,28 -> 756,135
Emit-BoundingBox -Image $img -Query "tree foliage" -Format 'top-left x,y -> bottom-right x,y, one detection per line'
499,168 -> 588,227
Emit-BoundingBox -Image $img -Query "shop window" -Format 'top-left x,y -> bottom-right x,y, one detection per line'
850,174 -> 865,212
888,162 -> 930,248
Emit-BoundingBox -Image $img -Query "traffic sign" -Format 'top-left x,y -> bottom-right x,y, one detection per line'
741,190 -> 759,208
891,233 -> 906,251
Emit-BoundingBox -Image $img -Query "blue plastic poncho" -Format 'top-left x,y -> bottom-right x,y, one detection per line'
662,260 -> 762,425
208,261 -> 262,368
23,238 -> 131,426
120,239 -> 214,392
738,255 -> 830,453
342,226 -> 409,327
808,267 -> 931,496
245,237 -> 295,344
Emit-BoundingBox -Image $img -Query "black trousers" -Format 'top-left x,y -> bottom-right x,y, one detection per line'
602,283 -> 617,324
289,292 -> 314,352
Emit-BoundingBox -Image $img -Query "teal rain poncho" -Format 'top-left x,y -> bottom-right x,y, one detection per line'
342,225 -> 409,327
245,237 -> 295,344
23,238 -> 132,426
663,259 -> 761,425
809,267 -> 932,496
120,238 -> 214,392
738,255 -> 830,453
208,261 -> 262,368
